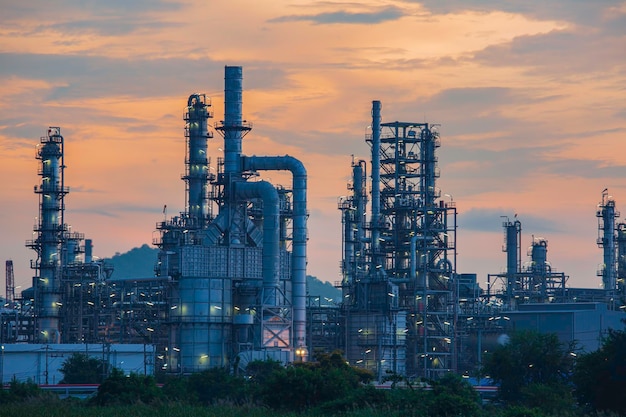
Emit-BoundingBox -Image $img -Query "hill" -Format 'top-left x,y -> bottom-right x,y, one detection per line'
105,244 -> 159,279
104,245 -> 341,302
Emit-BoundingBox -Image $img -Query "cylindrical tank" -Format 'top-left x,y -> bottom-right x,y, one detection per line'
177,255 -> 232,372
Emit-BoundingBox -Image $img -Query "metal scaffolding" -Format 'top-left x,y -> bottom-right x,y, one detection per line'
339,101 -> 457,379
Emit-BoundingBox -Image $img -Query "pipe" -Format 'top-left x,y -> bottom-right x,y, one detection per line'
241,155 -> 307,349
410,234 -> 429,290
233,180 -> 280,303
371,101 -> 382,272
354,160 -> 367,276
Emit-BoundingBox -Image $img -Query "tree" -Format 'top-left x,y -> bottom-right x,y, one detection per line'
186,367 -> 248,405
59,352 -> 107,384
573,327 -> 626,414
483,329 -> 575,410
254,351 -> 373,411
91,368 -> 162,405
428,373 -> 482,417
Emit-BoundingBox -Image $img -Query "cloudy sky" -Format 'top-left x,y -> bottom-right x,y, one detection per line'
1,0 -> 625,293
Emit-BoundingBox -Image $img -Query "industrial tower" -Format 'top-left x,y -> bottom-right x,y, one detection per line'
596,189 -> 626,302
339,101 -> 457,379
155,66 -> 308,373
486,218 -> 568,306
25,127 -> 68,343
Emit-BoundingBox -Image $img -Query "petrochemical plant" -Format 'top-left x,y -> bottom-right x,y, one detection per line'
1,66 -> 624,382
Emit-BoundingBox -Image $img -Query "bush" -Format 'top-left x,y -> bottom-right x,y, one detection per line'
573,327 -> 626,415
91,369 -> 162,406
429,374 -> 482,417
186,367 -> 249,405
59,353 -> 107,384
0,378 -> 54,405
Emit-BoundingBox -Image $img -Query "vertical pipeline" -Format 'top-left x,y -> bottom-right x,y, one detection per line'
602,198 -> 617,291
505,220 -> 521,299
354,161 -> 367,276
371,101 -> 382,271
233,180 -> 280,303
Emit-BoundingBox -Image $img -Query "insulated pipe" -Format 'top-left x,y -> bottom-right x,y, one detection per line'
410,234 -> 429,290
224,66 -> 243,176
241,155 -> 307,349
233,180 -> 280,303
354,161 -> 366,261
371,101 -> 382,270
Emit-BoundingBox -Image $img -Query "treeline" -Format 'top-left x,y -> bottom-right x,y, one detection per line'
3,327 -> 626,417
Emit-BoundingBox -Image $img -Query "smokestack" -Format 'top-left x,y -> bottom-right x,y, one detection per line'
222,66 -> 246,177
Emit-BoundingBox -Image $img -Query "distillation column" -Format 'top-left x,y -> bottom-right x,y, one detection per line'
503,218 -> 521,303
617,223 -> 626,296
338,160 -> 367,292
26,127 -> 68,343
370,101 -> 382,274
183,94 -> 212,227
597,189 -> 618,293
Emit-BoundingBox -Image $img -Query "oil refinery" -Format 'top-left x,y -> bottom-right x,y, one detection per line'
0,66 -> 624,382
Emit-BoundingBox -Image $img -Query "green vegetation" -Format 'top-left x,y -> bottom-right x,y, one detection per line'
6,329 -> 626,416
59,352 -> 108,384
483,329 -> 577,415
573,327 -> 626,415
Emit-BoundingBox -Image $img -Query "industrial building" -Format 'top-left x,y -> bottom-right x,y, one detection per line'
2,66 -> 308,377
1,68 -> 625,383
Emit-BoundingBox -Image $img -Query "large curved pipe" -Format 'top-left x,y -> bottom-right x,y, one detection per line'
233,180 -> 280,303
241,155 -> 307,349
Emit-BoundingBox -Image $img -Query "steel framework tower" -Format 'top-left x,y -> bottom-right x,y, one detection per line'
486,220 -> 568,304
5,260 -> 14,304
340,101 -> 457,379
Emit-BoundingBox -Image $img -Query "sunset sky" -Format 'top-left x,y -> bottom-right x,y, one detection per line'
1,1 -> 625,293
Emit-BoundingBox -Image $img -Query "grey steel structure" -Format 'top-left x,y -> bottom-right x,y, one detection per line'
23,127 -> 120,345
155,66 -> 308,373
486,218 -> 568,306
339,101 -> 457,379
